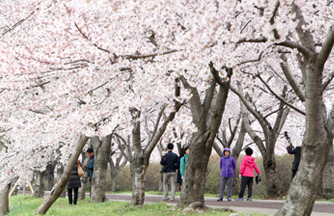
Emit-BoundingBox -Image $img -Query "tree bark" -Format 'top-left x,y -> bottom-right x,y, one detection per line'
111,170 -> 117,192
56,163 -> 66,198
276,66 -> 331,215
322,144 -> 334,199
0,184 -> 9,216
37,135 -> 88,214
127,79 -> 182,206
78,157 -> 89,200
130,151 -> 148,206
33,171 -> 46,198
90,135 -> 111,202
46,162 -> 57,191
322,105 -> 334,199
177,66 -> 231,208
158,173 -> 163,192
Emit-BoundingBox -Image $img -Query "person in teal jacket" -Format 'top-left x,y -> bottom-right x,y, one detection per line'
180,146 -> 189,178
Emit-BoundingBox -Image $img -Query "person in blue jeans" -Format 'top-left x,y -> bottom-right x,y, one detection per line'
217,148 -> 236,202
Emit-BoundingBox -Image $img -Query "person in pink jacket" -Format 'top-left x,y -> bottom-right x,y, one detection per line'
235,147 -> 260,201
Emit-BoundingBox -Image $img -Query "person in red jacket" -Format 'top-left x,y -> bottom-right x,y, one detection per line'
235,147 -> 260,201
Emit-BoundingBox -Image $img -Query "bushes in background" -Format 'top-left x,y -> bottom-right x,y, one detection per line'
109,154 -> 294,197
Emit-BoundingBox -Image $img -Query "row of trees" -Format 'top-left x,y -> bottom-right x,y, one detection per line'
1,1 -> 334,215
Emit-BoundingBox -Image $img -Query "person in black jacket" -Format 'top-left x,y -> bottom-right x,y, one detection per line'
67,161 -> 82,205
160,143 -> 179,201
286,141 -> 302,181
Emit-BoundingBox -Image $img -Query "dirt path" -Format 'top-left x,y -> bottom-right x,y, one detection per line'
105,193 -> 334,216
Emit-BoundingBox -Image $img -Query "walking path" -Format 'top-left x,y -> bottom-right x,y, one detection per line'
105,193 -> 334,216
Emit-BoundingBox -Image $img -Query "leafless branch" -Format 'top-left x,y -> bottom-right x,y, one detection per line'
75,22 -> 178,60
256,74 -> 305,115
236,36 -> 267,45
237,51 -> 264,66
315,25 -> 334,69
323,72 -> 334,92
275,40 -> 313,57
2,11 -> 35,36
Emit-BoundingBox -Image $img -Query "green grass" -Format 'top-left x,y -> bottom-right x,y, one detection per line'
8,195 -> 270,216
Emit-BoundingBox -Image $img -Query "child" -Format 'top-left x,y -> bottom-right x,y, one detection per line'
236,147 -> 260,201
217,148 -> 236,202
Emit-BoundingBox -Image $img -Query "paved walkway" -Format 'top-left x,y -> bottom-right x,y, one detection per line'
104,193 -> 334,216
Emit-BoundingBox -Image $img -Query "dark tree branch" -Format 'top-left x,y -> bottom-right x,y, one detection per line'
292,3 -> 316,53
280,54 -> 305,102
236,36 -> 267,45
275,40 -> 313,57
237,51 -> 264,66
315,25 -> 334,69
230,85 -> 271,129
269,1 -> 281,40
2,11 -> 35,36
256,74 -> 306,115
322,72 -> 334,92
75,22 -> 178,60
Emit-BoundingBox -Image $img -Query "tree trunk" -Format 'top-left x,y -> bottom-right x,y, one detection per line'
109,159 -> 118,192
37,135 -> 88,214
78,157 -> 89,200
275,65 -> 331,215
78,152 -> 89,200
322,145 -> 334,199
322,105 -> 334,199
264,164 -> 277,197
33,171 -> 46,198
56,163 -> 66,198
90,135 -> 111,202
46,162 -> 56,191
110,169 -> 117,192
158,173 -> 163,192
177,67 -> 231,208
177,131 -> 213,207
0,184 -> 9,216
130,151 -> 148,206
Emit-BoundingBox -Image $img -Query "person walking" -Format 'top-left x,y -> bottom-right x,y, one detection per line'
236,147 -> 260,201
180,146 -> 189,179
160,143 -> 179,201
83,148 -> 94,197
176,147 -> 185,192
217,147 -> 236,202
67,160 -> 82,205
286,141 -> 301,181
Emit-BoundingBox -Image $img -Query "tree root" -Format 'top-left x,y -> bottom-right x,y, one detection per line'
181,202 -> 208,213
181,202 -> 234,214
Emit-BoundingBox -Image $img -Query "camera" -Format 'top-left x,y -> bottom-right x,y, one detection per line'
284,131 -> 294,148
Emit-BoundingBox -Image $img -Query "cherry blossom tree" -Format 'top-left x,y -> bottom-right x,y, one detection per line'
1,1 -> 334,215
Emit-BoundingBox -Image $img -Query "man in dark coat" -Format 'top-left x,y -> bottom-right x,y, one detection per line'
83,148 -> 94,197
286,141 -> 302,181
160,143 -> 179,201
67,161 -> 81,205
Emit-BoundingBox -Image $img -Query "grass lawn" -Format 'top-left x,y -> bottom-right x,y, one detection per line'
8,195 -> 270,216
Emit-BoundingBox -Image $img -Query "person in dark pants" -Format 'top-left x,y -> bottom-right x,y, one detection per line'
160,143 -> 179,201
286,141 -> 301,181
217,147 -> 236,202
177,146 -> 189,192
236,147 -> 260,201
83,148 -> 94,197
67,160 -> 82,205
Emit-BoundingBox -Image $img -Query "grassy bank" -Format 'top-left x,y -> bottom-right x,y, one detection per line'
8,195 -> 269,216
